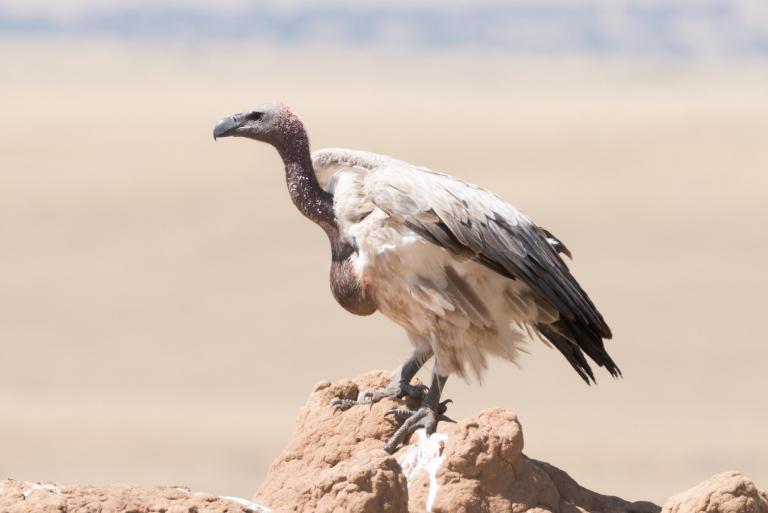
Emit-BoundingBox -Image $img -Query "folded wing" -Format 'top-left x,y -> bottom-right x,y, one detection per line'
312,148 -> 620,383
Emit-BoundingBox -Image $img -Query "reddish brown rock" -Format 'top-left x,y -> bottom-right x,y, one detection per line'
2,371 -> 766,513
403,408 -> 660,513
662,472 -> 768,513
254,371 -> 661,513
252,371 -> 413,513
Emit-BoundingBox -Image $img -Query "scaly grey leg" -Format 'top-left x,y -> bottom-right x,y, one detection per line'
331,347 -> 433,411
383,368 -> 452,453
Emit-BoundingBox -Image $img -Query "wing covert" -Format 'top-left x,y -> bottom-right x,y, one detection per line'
365,166 -> 611,337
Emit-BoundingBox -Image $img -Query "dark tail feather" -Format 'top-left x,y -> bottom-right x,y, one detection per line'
537,318 -> 621,384
537,323 -> 596,384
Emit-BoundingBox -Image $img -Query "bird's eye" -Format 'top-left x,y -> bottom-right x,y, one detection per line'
247,111 -> 263,121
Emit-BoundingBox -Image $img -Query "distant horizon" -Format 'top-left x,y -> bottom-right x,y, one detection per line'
1,0 -> 767,58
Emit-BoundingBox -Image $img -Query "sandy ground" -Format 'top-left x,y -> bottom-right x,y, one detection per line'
0,40 -> 766,504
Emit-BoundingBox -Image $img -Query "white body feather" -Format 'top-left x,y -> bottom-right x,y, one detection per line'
313,148 -> 559,380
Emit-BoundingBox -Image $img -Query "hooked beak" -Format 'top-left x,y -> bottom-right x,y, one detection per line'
213,114 -> 243,140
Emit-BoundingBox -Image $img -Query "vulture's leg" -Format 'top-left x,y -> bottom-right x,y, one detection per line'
331,347 -> 432,412
383,368 -> 452,454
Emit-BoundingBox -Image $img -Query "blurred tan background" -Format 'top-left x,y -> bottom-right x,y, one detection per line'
1,8 -> 767,505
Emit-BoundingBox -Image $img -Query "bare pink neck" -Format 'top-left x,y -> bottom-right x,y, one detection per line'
277,133 -> 336,233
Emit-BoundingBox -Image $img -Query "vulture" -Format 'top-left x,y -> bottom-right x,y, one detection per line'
213,103 -> 620,453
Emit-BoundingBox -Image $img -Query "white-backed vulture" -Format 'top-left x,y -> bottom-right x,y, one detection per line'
214,103 -> 619,452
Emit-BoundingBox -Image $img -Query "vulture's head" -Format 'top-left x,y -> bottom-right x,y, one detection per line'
213,103 -> 303,148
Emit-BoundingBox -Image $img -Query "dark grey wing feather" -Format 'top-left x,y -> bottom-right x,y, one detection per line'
311,148 -> 619,382
364,164 -> 619,383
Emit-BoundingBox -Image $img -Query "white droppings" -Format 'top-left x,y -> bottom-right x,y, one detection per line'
221,496 -> 271,512
13,483 -> 269,512
21,483 -> 60,497
175,488 -> 270,513
397,428 -> 449,513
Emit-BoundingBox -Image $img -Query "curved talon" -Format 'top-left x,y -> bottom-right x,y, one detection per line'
330,397 -> 362,412
383,405 -> 444,453
330,379 -> 426,412
384,408 -> 416,421
383,396 -> 454,452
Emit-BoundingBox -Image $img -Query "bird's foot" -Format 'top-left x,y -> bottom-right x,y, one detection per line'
383,399 -> 453,454
330,379 -> 428,412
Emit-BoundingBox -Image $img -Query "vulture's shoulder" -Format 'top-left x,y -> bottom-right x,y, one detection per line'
312,148 -> 400,191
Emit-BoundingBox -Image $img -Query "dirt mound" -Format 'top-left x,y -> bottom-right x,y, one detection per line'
662,471 -> 768,513
253,370 -> 660,513
2,371 -> 765,513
